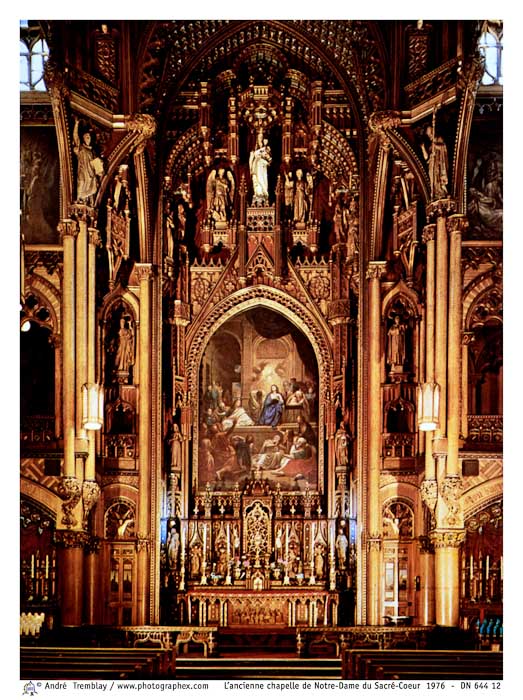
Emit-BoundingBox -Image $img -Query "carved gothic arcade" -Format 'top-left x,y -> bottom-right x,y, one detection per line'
20,20 -> 502,635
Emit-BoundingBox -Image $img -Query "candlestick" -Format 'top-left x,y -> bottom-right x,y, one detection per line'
45,555 -> 49,580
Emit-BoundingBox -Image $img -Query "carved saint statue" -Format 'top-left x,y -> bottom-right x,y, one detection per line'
249,130 -> 272,205
293,169 -> 313,223
284,171 -> 294,216
166,523 -> 180,569
421,124 -> 449,200
169,423 -> 183,470
334,422 -> 351,467
114,315 -> 135,374
335,527 -> 349,569
73,118 -> 104,205
387,315 -> 407,368
206,167 -> 235,223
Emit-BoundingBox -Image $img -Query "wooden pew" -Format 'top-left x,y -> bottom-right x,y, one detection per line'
342,649 -> 502,681
20,646 -> 175,680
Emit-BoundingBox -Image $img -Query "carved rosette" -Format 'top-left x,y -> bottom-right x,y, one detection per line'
420,479 -> 438,514
429,529 -> 466,549
82,480 -> 101,527
439,475 -> 463,527
59,476 -> 82,527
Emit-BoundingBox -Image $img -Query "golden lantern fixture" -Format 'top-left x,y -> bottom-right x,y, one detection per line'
417,381 -> 440,431
82,383 -> 104,430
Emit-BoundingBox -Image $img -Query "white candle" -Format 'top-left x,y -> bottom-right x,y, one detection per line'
31,555 -> 35,579
285,524 -> 289,560
45,555 -> 49,580
500,556 -> 503,580
486,555 -> 489,579
181,526 -> 185,550
310,523 -> 315,561
227,524 -> 230,558
203,525 -> 207,555
470,554 -> 473,581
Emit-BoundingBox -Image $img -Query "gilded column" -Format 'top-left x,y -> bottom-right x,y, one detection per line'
85,227 -> 102,482
422,223 -> 437,485
54,530 -> 89,627
428,200 -> 455,439
430,530 -> 465,626
366,261 -> 387,625
58,219 -> 78,479
446,214 -> 467,476
136,263 -> 154,624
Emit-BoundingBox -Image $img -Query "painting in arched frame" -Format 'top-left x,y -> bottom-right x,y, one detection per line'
198,307 -> 319,492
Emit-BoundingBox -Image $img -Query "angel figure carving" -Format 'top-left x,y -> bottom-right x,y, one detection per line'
206,167 -> 235,223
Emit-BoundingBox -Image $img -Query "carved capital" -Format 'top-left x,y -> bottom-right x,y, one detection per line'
69,203 -> 97,225
84,535 -> 102,555
440,475 -> 463,527
429,529 -> 466,549
88,228 -> 103,248
135,262 -> 154,282
58,219 -> 79,242
58,476 -> 82,527
458,55 -> 485,93
422,223 -> 436,244
54,529 -> 90,549
420,479 -> 438,514
82,480 -> 101,527
366,261 -> 387,280
426,198 -> 456,222
447,213 -> 469,236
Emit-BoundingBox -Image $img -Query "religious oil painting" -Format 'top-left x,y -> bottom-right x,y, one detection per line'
198,308 -> 319,491
20,127 -> 60,244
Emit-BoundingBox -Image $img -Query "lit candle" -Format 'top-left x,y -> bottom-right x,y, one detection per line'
470,554 -> 473,581
486,555 -> 489,580
31,555 -> 35,579
45,555 -> 49,580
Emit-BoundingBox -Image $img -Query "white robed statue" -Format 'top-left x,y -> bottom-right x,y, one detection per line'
249,130 -> 272,206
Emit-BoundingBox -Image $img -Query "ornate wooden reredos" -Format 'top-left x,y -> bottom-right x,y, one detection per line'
20,20 -> 502,628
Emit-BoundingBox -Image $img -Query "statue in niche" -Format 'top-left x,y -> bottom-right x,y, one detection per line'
468,151 -> 503,236
387,315 -> 407,369
166,522 -> 180,569
314,546 -> 325,579
334,422 -> 351,467
190,544 -> 202,578
284,171 -> 294,217
421,123 -> 448,200
206,167 -> 235,223
114,314 -> 135,376
169,423 -> 183,470
336,527 -> 349,569
293,169 -> 313,223
249,130 -> 272,206
73,118 -> 104,205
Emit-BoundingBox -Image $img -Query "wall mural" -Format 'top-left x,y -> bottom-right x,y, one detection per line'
20,127 -> 60,244
198,308 -> 319,492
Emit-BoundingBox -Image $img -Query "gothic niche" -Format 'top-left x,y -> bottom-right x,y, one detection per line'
198,307 -> 319,492
385,298 -> 415,380
104,500 -> 136,540
104,303 -> 136,385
